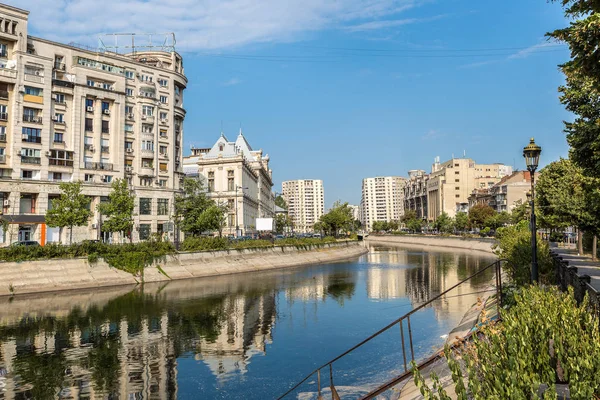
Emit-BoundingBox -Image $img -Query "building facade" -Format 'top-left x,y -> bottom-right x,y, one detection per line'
0,4 -> 187,244
183,131 -> 274,236
468,171 -> 534,213
281,179 -> 324,233
403,169 -> 429,220
426,157 -> 512,220
360,176 -> 406,231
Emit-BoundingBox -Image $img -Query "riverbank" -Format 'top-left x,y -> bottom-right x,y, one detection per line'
367,234 -> 495,254
0,241 -> 368,297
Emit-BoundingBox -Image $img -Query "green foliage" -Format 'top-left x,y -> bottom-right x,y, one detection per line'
484,211 -> 510,230
454,212 -> 469,232
199,203 -> 228,237
174,178 -> 215,236
319,201 -> 354,237
98,179 -> 135,239
468,204 -> 495,229
274,195 -> 287,210
547,1 -> 600,179
402,210 -> 424,232
45,181 -> 92,245
414,286 -> 600,399
493,221 -> 554,285
275,213 -> 293,234
181,236 -> 337,252
433,212 -> 454,233
511,199 -> 530,224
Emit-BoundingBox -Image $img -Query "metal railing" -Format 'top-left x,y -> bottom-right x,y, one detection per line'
23,115 -> 42,123
552,253 -> 600,318
52,79 -> 75,89
84,162 -> 113,171
277,259 -> 507,400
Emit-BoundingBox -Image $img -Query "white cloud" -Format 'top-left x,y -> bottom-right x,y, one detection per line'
11,0 -> 429,51
508,41 -> 563,59
222,77 -> 242,86
343,14 -> 446,32
422,129 -> 444,141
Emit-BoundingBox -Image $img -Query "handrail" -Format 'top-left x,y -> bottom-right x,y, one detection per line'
277,258 -> 508,400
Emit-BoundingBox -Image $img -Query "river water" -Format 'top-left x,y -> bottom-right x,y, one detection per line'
0,244 -> 495,399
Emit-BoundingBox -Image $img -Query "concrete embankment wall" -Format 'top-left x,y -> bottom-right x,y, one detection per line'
367,235 -> 496,254
0,241 -> 368,297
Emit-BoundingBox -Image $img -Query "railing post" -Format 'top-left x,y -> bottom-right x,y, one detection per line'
407,315 -> 415,362
317,369 -> 322,399
399,319 -> 407,372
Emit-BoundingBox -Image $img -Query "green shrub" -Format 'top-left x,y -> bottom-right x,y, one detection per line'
493,221 -> 554,285
413,286 -> 600,399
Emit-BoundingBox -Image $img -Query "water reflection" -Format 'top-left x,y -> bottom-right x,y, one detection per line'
0,244 -> 494,399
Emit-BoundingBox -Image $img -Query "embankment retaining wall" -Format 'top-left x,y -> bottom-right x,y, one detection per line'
367,235 -> 495,254
0,241 -> 368,297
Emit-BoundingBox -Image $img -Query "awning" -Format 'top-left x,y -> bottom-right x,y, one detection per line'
2,215 -> 46,224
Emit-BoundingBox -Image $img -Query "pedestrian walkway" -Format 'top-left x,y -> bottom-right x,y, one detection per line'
552,248 -> 600,292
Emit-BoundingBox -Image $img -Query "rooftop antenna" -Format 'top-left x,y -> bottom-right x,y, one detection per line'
463,149 -> 466,157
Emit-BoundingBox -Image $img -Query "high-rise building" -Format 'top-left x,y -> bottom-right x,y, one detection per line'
281,179 -> 324,233
183,131 -> 274,236
427,157 -> 512,220
0,4 -> 187,244
360,176 -> 406,231
403,170 -> 429,220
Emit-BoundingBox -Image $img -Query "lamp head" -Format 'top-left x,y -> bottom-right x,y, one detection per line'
523,137 -> 542,172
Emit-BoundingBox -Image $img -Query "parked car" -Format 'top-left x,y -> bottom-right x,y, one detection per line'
11,240 -> 40,247
275,234 -> 284,239
312,233 -> 322,238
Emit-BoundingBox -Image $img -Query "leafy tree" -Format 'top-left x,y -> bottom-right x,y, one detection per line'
275,213 -> 293,234
98,179 -> 135,242
484,211 -> 510,230
401,210 -> 424,233
274,195 -> 287,210
433,212 -> 454,233
199,203 -> 228,237
174,177 -> 214,236
547,1 -> 600,179
468,204 -> 496,229
45,182 -> 92,245
454,211 -> 469,232
319,201 -> 354,237
401,210 -> 418,223
510,199 -> 530,224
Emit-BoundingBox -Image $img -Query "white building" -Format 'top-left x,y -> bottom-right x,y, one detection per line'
0,4 -> 187,244
348,204 -> 360,221
361,176 -> 406,231
281,179 -> 324,233
183,131 -> 274,236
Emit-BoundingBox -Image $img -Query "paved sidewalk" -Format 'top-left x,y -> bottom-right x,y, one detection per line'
552,248 -> 600,292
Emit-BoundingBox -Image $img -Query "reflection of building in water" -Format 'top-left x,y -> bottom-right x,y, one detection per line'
368,247 -> 409,266
196,293 -> 276,378
285,274 -> 329,302
0,313 -> 178,400
367,268 -> 407,299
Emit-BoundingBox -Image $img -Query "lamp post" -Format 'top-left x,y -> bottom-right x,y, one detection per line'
523,138 -> 542,283
235,185 -> 248,237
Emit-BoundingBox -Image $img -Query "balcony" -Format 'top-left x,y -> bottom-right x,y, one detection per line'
138,91 -> 156,99
52,79 -> 75,89
0,67 -> 17,81
84,162 -> 113,171
84,144 -> 94,152
54,62 -> 66,71
22,136 -> 41,144
24,73 -> 44,84
21,156 -> 41,165
49,159 -> 74,167
139,167 -> 155,176
101,146 -> 109,154
23,115 -> 42,124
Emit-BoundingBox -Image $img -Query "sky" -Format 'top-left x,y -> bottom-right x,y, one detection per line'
13,0 -> 573,208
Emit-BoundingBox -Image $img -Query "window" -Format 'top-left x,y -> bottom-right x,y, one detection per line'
125,141 -> 133,149
20,194 -> 36,213
455,194 -> 460,198
54,113 -> 64,123
125,159 -> 133,167
87,79 -> 95,87
159,129 -> 168,138
85,118 -> 93,132
157,199 -> 169,215
21,148 -> 41,164
102,82 -> 112,90
142,159 -> 153,168
139,224 -> 151,240
141,140 -> 154,151
157,179 -> 167,187
160,95 -> 168,104
158,78 -> 168,87
102,175 -> 112,183
84,174 -> 94,182
0,44 -> 6,58
228,176 -> 234,191
219,144 -> 224,151
125,124 -> 133,133
126,88 -> 134,97
102,120 -> 109,134
22,170 -> 33,179
142,105 -> 154,116
102,101 -> 110,112
125,105 -> 133,114
175,86 -> 181,96
140,177 -> 152,186
455,179 -> 460,182
140,74 -> 153,82
55,93 -> 65,104
86,98 -> 94,108
139,198 -> 151,215
159,145 -> 167,155
142,124 -> 153,133
159,112 -> 168,120
22,127 -> 41,143
455,187 -> 460,190
228,199 -> 234,209
101,138 -> 109,153
455,163 -> 460,167
125,70 -> 134,79
24,86 -> 42,96
52,172 -> 62,181
54,132 -> 63,143
159,163 -> 168,172
455,171 -> 459,175
49,150 -> 74,166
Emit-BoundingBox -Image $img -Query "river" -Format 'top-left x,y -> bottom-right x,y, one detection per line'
0,244 -> 496,399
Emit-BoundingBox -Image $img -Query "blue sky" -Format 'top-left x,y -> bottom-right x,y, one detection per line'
15,0 -> 572,207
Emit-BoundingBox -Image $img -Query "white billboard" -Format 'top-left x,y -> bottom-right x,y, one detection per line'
256,218 -> 274,231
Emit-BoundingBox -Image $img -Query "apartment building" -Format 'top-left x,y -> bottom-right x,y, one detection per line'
282,179 -> 324,233
403,169 -> 429,220
183,131 -> 274,236
468,171 -> 534,212
360,176 -> 406,231
427,157 -> 512,220
0,4 -> 187,244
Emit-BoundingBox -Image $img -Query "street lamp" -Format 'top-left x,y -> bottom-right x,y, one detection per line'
235,185 -> 248,237
523,137 -> 542,283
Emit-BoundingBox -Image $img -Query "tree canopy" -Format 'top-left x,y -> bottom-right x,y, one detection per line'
45,181 -> 92,244
274,195 -> 287,210
318,201 -> 354,237
174,178 -> 217,236
97,179 -> 135,241
468,204 -> 496,229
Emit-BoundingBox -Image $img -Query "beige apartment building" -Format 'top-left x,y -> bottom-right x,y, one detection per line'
282,179 -> 324,233
468,170 -> 534,212
361,176 -> 406,231
403,169 -> 429,220
0,4 -> 187,244
427,157 -> 512,220
183,131 -> 274,236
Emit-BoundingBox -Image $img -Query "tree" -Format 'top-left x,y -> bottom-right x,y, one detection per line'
45,182 -> 92,245
468,204 -> 496,229
401,210 -> 424,233
275,213 -> 289,234
454,211 -> 469,232
547,1 -> 600,179
319,201 -> 354,237
510,199 -> 530,224
274,195 -> 287,210
433,212 -> 454,233
199,203 -> 228,237
484,211 -> 510,230
98,179 -> 135,242
174,177 -> 214,236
